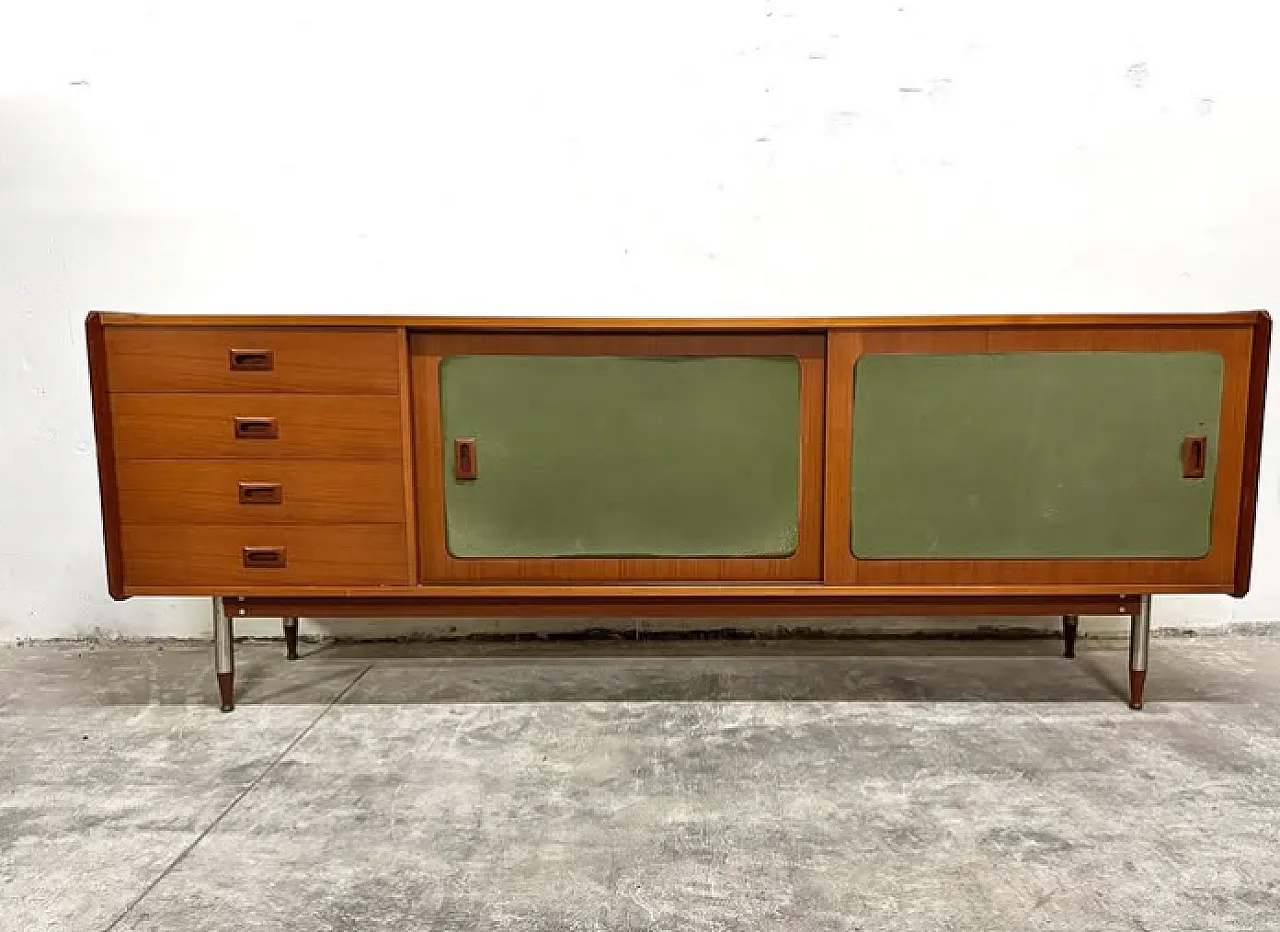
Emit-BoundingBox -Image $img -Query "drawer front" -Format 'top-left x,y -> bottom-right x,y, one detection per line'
850,351 -> 1224,559
104,327 -> 401,394
117,461 -> 406,524
121,525 -> 409,588
111,394 -> 404,460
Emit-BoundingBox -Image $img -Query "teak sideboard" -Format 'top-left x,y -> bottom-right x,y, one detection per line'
85,311 -> 1272,711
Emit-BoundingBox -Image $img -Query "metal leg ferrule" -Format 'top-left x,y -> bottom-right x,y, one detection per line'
1129,595 -> 1151,710
283,616 -> 299,661
213,596 -> 235,712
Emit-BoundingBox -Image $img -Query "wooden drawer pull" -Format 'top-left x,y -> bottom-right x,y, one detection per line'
229,349 -> 275,371
243,546 -> 287,568
1182,435 -> 1208,479
238,481 -> 283,505
454,437 -> 477,480
234,417 -> 279,440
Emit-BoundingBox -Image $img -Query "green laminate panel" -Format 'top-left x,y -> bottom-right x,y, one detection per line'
850,351 -> 1224,559
440,355 -> 801,558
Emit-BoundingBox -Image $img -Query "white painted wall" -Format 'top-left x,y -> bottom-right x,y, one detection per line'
1,0 -> 1277,640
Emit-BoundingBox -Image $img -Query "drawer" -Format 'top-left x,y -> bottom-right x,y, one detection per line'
111,394 -> 404,460
104,327 -> 402,394
121,525 -> 410,588
117,461 -> 406,524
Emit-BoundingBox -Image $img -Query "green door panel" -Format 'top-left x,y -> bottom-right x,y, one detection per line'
850,352 -> 1224,559
440,355 -> 801,558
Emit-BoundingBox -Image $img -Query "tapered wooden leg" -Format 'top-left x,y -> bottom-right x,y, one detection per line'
213,596 -> 235,712
1129,670 -> 1147,711
1129,595 -> 1151,710
217,672 -> 235,712
1062,614 -> 1079,659
283,617 -> 299,661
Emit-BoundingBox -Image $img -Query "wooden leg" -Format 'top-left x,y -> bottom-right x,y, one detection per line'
217,672 -> 235,712
1129,595 -> 1151,710
213,596 -> 235,712
1062,614 -> 1079,659
1129,670 -> 1147,711
283,617 -> 299,661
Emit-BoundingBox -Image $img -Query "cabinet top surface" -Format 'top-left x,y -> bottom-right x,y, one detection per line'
90,310 -> 1269,331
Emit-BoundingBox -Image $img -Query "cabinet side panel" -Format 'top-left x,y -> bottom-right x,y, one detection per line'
397,328 -> 420,585
86,314 -> 126,599
1234,311 -> 1273,595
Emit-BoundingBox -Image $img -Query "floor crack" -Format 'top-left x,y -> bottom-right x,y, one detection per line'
101,663 -> 373,931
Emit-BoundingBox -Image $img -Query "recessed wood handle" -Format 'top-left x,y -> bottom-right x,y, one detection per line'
1182,435 -> 1207,479
454,438 -> 477,480
229,349 -> 275,371
242,546 -> 286,568
238,481 -> 283,504
234,417 -> 279,440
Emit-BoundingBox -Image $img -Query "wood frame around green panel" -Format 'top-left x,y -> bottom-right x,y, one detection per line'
823,322 -> 1262,593
411,331 -> 827,584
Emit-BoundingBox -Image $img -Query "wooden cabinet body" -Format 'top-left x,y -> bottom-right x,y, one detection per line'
88,311 -> 1270,612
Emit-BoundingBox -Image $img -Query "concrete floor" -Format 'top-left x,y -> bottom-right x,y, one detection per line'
2,636 -> 1279,931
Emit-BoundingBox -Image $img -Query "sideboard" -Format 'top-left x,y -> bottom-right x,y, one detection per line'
86,311 -> 1271,711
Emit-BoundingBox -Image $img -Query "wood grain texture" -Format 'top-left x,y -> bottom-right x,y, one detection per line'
823,329 -> 860,585
111,394 -> 403,460
103,326 -> 401,393
116,460 -> 406,524
418,331 -> 825,357
226,594 -> 1141,618
411,332 -> 825,582
824,324 -> 1256,590
85,314 -> 126,599
93,310 -> 1269,331
120,524 -> 410,588
1234,310 -> 1272,595
395,329 -> 421,584
412,347 -> 447,584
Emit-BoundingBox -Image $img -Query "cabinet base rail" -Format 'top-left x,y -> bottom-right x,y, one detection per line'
209,593 -> 1154,712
